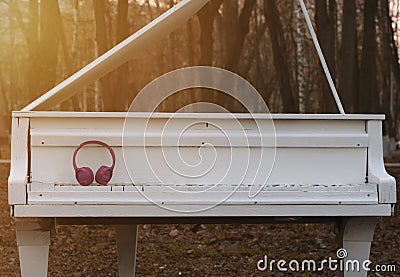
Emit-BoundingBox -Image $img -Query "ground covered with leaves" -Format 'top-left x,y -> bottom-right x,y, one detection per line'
0,159 -> 399,276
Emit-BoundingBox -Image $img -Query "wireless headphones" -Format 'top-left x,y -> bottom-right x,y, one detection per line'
73,140 -> 116,186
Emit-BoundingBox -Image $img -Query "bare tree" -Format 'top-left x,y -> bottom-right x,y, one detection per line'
225,0 -> 256,72
359,0 -> 380,113
338,0 -> 358,113
295,1 -> 307,113
264,0 -> 297,112
198,0 -> 224,66
221,0 -> 238,64
315,0 -> 337,112
379,0 -> 400,140
116,0 -> 130,110
93,0 -> 114,111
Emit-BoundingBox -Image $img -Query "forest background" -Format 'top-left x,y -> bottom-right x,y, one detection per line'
0,0 -> 400,157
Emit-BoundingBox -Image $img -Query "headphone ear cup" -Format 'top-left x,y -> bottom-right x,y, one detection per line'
95,165 -> 113,185
76,167 -> 94,186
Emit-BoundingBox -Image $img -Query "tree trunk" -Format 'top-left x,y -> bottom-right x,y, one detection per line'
17,0 -> 61,104
169,0 -> 177,70
359,0 -> 379,113
116,0 -> 130,110
264,0 -> 297,113
59,0 -> 80,111
295,1 -> 307,113
0,66 -> 10,113
338,0 -> 357,112
196,0 -> 224,111
379,0 -> 398,138
315,0 -> 337,112
198,3 -> 214,65
385,0 -> 400,135
222,0 -> 238,63
197,0 -> 224,66
225,0 -> 256,72
187,18 -> 195,66
27,0 -> 39,102
93,0 -> 114,111
38,0 -> 60,94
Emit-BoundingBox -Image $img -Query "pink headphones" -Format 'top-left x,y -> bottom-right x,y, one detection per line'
73,140 -> 116,186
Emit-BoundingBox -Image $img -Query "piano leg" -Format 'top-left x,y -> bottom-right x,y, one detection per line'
336,217 -> 378,277
16,218 -> 54,277
116,224 -> 139,277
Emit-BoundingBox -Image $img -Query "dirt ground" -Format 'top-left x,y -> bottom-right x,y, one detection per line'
0,159 -> 399,276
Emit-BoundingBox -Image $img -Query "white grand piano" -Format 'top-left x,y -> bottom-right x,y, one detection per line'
8,0 -> 396,276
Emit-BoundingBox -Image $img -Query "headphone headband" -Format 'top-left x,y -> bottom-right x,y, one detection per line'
73,140 -> 116,170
